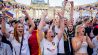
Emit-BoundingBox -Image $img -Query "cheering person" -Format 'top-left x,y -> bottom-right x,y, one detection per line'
72,25 -> 94,55
38,10 -> 65,55
1,10 -> 35,55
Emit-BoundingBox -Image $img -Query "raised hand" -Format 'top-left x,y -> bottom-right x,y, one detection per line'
41,10 -> 48,19
58,9 -> 64,19
22,10 -> 28,15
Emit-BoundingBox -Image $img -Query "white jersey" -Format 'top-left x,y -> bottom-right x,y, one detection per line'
41,36 -> 59,55
8,32 -> 30,55
58,36 -> 65,53
54,26 -> 65,53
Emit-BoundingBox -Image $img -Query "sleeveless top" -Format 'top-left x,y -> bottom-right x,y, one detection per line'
76,36 -> 88,54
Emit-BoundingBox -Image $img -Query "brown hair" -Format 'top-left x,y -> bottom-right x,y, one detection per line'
14,23 -> 24,43
14,24 -> 20,43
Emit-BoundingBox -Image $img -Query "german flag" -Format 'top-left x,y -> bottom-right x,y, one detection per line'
28,30 -> 41,55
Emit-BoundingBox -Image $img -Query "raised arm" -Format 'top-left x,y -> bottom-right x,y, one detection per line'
22,10 -> 35,33
38,11 -> 48,41
1,16 -> 9,38
57,10 -> 65,41
1,16 -> 6,34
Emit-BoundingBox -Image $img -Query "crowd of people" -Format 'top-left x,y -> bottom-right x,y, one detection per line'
0,1 -> 98,55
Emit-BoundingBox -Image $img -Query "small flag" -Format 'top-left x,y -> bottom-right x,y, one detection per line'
5,11 -> 13,18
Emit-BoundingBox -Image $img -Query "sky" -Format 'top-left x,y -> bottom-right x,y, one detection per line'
49,0 -> 98,6
69,0 -> 98,6
15,0 -> 98,6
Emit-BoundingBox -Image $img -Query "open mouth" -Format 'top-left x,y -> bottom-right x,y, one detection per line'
51,36 -> 54,38
19,31 -> 23,33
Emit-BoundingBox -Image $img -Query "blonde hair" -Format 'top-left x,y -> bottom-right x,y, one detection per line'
75,25 -> 82,37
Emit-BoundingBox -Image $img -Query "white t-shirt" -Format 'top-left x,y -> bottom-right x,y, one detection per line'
41,36 -> 59,55
54,26 -> 65,53
54,26 -> 60,33
24,24 -> 29,33
6,23 -> 12,33
8,32 -> 30,55
9,26 -> 14,33
58,36 -> 65,53
92,37 -> 98,55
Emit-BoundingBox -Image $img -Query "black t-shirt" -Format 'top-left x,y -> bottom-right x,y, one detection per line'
85,26 -> 92,37
67,30 -> 75,39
